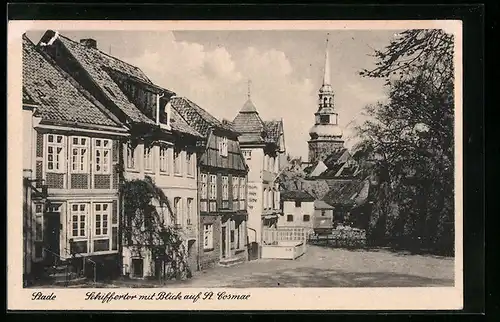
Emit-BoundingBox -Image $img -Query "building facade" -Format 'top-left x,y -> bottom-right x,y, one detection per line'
232,89 -> 286,257
23,35 -> 129,282
277,190 -> 316,236
38,30 -> 203,279
171,97 -> 249,269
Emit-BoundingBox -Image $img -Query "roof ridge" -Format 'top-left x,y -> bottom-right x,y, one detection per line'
57,32 -> 152,84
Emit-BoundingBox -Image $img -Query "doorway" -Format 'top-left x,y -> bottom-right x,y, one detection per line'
221,226 -> 227,259
43,212 -> 60,264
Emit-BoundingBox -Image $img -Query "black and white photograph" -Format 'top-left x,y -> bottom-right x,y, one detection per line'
9,20 -> 463,310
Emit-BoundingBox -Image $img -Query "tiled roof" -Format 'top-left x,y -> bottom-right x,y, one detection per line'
263,120 -> 282,144
23,35 -> 120,127
170,97 -> 234,137
323,148 -> 348,168
281,190 -> 315,202
314,200 -> 335,210
22,88 -> 37,105
169,107 -> 203,138
322,179 -> 365,206
53,32 -> 154,125
241,98 -> 258,113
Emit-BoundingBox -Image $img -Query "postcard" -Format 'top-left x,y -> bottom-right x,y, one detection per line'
8,19 -> 463,311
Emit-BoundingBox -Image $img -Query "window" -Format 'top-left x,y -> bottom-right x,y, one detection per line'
159,146 -> 170,173
126,145 -> 136,169
263,189 -> 268,210
70,203 -> 88,238
174,197 -> 182,226
239,177 -> 246,210
295,200 -> 302,208
93,139 -> 111,174
218,137 -> 228,157
187,198 -> 193,225
46,134 -> 65,173
186,151 -> 194,176
287,215 -> 293,222
222,176 -> 229,201
269,157 -> 274,173
203,224 -> 214,250
200,174 -> 208,199
269,190 -> 273,209
70,137 -> 89,173
232,177 -> 239,201
94,203 -> 110,236
320,115 -> 330,124
303,215 -> 310,222
174,148 -> 181,175
321,210 -> 326,217
242,149 -> 251,160
209,175 -> 217,200
143,145 -> 153,172
132,258 -> 143,277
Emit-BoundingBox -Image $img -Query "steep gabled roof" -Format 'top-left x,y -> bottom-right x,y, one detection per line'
263,120 -> 282,144
280,190 -> 315,202
321,179 -> 365,206
23,35 -> 121,128
47,31 -> 154,125
170,96 -> 235,138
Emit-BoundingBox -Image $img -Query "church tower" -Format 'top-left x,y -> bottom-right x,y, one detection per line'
308,37 -> 345,164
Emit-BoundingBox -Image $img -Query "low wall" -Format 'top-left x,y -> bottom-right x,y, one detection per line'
261,241 -> 305,260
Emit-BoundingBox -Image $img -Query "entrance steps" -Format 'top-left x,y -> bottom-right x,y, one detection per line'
44,260 -> 88,286
218,256 -> 246,267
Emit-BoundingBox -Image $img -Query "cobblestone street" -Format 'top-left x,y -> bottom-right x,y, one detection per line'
101,245 -> 454,288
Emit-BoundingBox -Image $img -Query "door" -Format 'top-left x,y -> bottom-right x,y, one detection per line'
44,213 -> 60,264
221,226 -> 227,259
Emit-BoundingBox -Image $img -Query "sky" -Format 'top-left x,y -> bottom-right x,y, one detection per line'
27,29 -> 400,160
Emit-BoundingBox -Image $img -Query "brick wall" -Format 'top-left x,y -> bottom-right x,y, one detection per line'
199,215 -> 221,270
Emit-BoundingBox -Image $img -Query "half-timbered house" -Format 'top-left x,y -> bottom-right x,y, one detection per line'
171,97 -> 249,268
23,35 -> 129,283
37,30 -> 203,279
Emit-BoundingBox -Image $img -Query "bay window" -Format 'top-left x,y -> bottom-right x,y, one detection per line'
46,134 -> 66,173
93,139 -> 111,174
70,136 -> 89,173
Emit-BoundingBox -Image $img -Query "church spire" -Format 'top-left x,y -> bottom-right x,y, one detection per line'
323,35 -> 331,85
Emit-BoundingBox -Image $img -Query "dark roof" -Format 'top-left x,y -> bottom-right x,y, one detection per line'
169,107 -> 204,138
263,120 -> 282,144
323,148 -> 348,167
22,88 -> 38,105
280,190 -> 315,202
23,35 -> 121,127
314,200 -> 335,210
322,179 -> 365,206
52,32 -> 154,125
170,97 -> 234,137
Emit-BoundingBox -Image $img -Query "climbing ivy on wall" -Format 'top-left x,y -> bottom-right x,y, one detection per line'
119,175 -> 192,281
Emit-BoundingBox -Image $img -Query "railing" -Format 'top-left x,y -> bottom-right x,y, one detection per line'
42,247 -> 70,286
85,258 -> 97,284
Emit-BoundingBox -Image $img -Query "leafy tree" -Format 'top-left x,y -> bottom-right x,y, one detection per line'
120,176 -> 192,280
356,29 -> 455,255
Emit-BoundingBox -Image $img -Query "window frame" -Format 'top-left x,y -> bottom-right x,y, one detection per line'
303,214 -> 310,222
93,138 -> 112,175
94,203 -> 111,237
222,175 -> 229,201
287,214 -> 294,222
46,134 -> 66,173
173,147 -> 182,175
70,203 -> 89,239
295,200 -> 302,208
203,223 -> 214,251
209,175 -> 217,200
174,197 -> 182,226
143,144 -> 154,172
70,136 -> 89,174
218,137 -> 228,157
159,145 -> 170,174
186,198 -> 193,226
186,151 -> 194,177
126,144 -> 137,170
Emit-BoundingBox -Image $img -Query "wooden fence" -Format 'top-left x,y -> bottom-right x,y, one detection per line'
263,227 -> 307,245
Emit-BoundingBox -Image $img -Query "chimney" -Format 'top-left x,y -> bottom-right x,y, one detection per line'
80,38 -> 97,49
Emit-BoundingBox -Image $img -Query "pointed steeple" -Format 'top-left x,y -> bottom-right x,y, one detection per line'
241,78 -> 257,113
323,35 -> 331,85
